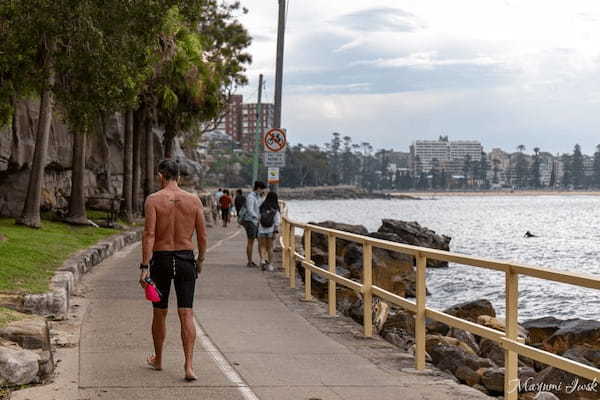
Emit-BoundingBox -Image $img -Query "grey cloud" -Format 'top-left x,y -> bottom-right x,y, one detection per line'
252,33 -> 273,42
334,7 -> 426,33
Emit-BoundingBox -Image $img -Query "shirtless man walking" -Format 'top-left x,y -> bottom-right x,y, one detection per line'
138,159 -> 207,381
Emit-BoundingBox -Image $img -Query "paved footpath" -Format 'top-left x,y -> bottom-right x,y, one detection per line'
15,225 -> 492,400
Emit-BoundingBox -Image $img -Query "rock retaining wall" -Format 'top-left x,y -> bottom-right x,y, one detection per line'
21,229 -> 142,319
0,228 -> 142,388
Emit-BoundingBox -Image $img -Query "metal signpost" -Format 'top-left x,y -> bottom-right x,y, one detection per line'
263,128 -> 286,188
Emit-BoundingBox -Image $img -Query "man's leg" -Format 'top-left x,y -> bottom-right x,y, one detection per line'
246,237 -> 255,264
177,308 -> 197,380
150,308 -> 168,370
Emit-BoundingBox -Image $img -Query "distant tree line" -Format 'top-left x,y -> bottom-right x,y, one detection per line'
259,134 -> 600,191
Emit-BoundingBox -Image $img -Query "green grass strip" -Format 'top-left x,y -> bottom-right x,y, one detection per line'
0,218 -> 117,294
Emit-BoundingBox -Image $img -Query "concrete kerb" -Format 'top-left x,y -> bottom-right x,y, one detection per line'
21,229 -> 142,320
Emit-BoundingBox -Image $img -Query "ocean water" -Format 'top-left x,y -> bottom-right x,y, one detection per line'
286,196 -> 600,321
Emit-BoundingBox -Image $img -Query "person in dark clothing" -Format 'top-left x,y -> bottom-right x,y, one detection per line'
218,189 -> 232,227
234,189 -> 245,215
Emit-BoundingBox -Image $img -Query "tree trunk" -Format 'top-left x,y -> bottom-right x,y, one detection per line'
163,121 -> 175,159
143,111 -> 154,202
121,110 -> 133,222
66,128 -> 88,225
16,52 -> 55,228
132,108 -> 143,215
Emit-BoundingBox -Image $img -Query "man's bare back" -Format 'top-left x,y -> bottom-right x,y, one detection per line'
142,187 -> 207,265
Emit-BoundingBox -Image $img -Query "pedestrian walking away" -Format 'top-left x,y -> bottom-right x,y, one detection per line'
258,191 -> 280,271
240,181 -> 266,268
219,189 -> 233,227
138,159 -> 207,381
234,188 -> 245,216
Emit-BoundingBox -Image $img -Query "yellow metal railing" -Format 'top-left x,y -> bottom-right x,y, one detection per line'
278,203 -> 600,400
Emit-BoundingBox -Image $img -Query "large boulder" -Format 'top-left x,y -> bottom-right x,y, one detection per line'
302,221 -> 426,298
0,346 -> 40,385
543,319 -> 600,354
530,364 -> 598,400
449,327 -> 480,354
455,365 -> 481,386
480,367 -> 505,393
377,219 -> 451,268
444,299 -> 496,321
522,316 -> 563,346
306,221 -> 369,254
0,319 -> 49,350
381,308 -> 415,336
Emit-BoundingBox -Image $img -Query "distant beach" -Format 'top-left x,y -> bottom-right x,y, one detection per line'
391,190 -> 600,197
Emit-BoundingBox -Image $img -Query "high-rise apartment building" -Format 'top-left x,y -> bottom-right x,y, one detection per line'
410,140 -> 450,173
450,141 -> 483,161
214,95 -> 274,152
217,94 -> 243,141
240,103 -> 275,152
410,139 -> 482,175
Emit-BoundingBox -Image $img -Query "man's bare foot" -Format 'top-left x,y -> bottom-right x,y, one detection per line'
146,355 -> 162,371
184,368 -> 197,381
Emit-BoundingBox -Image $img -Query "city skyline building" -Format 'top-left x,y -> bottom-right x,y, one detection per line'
215,95 -> 275,151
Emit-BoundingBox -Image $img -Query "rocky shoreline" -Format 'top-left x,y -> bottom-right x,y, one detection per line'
277,185 -> 419,201
294,219 -> 599,400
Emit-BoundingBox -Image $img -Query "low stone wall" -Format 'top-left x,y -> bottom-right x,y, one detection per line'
0,228 -> 143,388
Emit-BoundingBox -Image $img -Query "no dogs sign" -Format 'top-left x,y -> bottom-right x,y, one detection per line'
263,128 -> 287,153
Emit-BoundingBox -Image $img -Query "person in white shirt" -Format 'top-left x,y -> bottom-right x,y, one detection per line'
240,181 -> 266,267
257,191 -> 280,271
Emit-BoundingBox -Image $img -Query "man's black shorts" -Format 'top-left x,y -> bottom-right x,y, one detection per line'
150,250 -> 197,309
242,220 -> 258,239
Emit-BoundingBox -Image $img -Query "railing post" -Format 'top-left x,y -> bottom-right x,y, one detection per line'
304,228 -> 312,301
282,219 -> 289,274
362,242 -> 373,337
415,253 -> 427,370
327,234 -> 336,316
504,269 -> 519,400
289,225 -> 296,288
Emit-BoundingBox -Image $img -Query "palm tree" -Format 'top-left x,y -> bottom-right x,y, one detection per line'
517,144 -> 526,153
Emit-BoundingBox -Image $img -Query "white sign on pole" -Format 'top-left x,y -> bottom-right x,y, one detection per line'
265,152 -> 286,167
263,128 -> 287,153
267,167 -> 280,184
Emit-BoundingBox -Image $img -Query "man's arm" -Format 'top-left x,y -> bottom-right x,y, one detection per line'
142,197 -> 157,265
195,198 -> 207,267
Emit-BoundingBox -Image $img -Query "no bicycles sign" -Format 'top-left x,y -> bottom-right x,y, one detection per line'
263,128 -> 287,153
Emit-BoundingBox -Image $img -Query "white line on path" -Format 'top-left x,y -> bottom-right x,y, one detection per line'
194,228 -> 260,400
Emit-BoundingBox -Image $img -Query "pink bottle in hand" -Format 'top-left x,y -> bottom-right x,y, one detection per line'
144,277 -> 161,303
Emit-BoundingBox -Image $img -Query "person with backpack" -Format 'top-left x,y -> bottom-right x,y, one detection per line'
241,181 -> 266,268
257,191 -> 280,271
219,189 -> 233,227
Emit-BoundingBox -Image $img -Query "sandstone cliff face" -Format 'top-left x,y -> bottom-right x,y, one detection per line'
0,100 -> 127,217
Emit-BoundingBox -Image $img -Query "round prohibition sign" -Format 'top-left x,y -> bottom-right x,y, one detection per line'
264,128 -> 287,152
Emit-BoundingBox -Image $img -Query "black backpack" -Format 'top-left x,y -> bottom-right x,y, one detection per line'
260,207 -> 277,228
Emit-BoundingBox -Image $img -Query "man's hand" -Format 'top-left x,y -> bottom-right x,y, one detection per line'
139,269 -> 149,288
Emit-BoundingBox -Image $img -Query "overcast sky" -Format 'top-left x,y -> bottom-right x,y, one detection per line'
237,0 -> 600,155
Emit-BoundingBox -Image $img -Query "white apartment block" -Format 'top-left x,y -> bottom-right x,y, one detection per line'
450,141 -> 483,161
410,140 -> 450,173
411,139 -> 483,174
